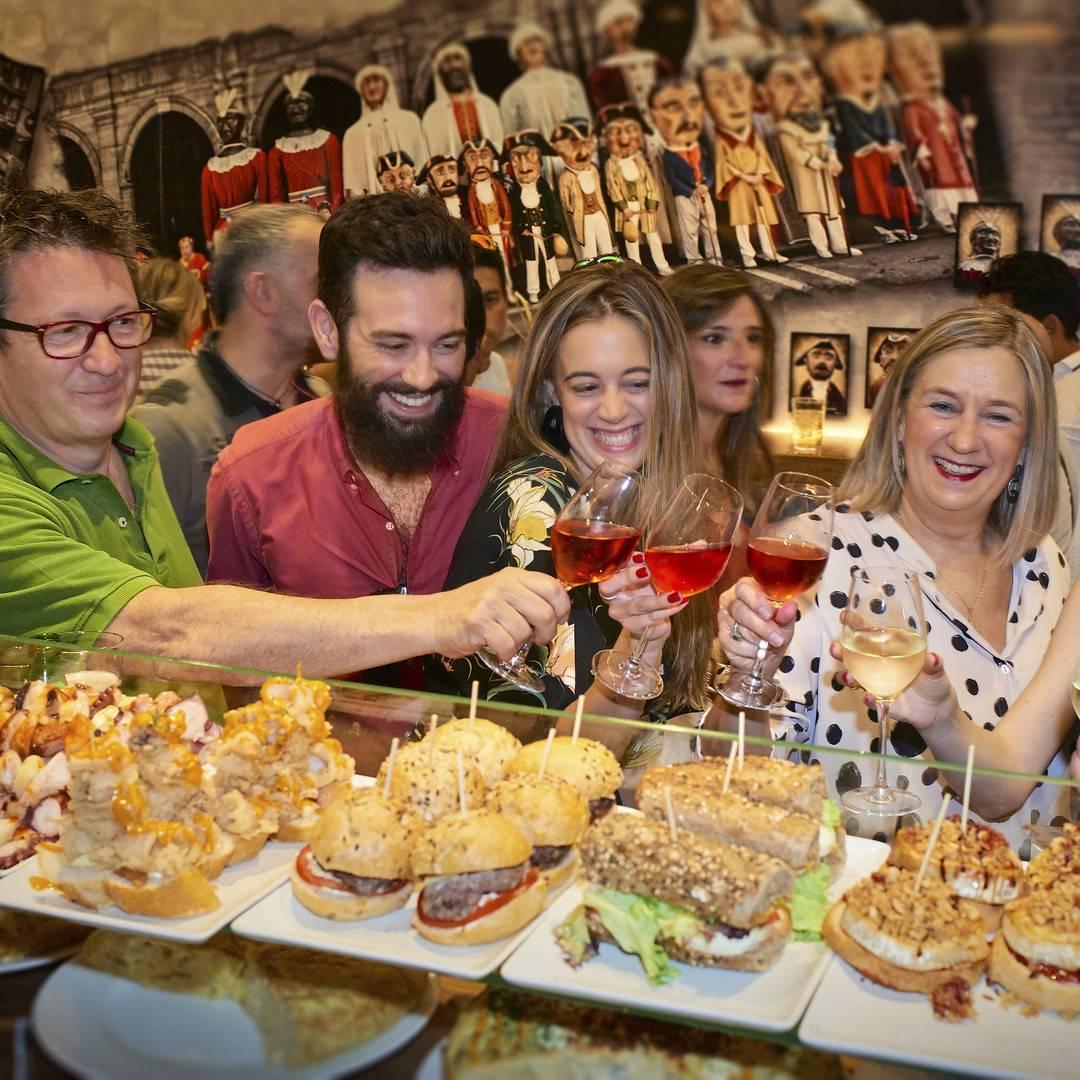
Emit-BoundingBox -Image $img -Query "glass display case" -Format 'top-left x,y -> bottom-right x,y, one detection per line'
0,632 -> 1076,1079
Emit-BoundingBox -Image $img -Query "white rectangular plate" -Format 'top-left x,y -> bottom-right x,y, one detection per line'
0,842 -> 298,943
231,878 -> 541,981
800,948 -> 1079,1079
498,836 -> 888,1033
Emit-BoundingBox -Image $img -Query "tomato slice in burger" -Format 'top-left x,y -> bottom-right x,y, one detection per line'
294,845 -> 405,896
417,866 -> 539,928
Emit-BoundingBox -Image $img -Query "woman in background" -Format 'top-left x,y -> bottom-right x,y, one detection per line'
136,257 -> 206,395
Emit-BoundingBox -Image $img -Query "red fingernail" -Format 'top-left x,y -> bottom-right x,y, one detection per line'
632,552 -> 645,564
636,567 -> 649,579
667,592 -> 682,603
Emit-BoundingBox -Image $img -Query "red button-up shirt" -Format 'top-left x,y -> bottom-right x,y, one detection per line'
204,391 -> 507,598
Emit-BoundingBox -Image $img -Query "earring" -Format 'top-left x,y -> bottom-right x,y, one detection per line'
1006,462 -> 1023,503
897,440 -> 906,479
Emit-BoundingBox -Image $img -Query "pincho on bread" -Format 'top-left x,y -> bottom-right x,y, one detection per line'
636,763 -> 844,877
427,718 -> 522,787
412,811 -> 545,946
988,876 -> 1080,1013
889,816 -> 1024,930
377,742 -> 486,823
556,812 -> 794,983
291,789 -> 420,920
1026,821 -> 1079,892
485,775 -> 589,893
679,756 -> 845,875
507,736 -> 621,823
823,865 -> 990,1015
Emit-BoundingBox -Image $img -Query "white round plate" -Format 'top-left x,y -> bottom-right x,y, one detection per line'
0,945 -> 79,976
415,1037 -> 446,1080
32,958 -> 436,1080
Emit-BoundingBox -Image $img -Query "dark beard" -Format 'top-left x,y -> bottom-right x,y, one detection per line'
334,368 -> 466,476
791,110 -> 822,132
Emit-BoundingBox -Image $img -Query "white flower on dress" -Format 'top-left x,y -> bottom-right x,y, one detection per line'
505,477 -> 557,569
545,621 -> 575,693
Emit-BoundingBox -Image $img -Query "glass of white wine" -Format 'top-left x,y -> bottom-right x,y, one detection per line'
840,567 -> 927,816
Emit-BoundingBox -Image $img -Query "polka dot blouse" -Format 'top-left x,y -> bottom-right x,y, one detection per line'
771,505 -> 1071,854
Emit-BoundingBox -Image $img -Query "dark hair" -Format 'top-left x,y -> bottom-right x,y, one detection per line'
318,192 -> 474,331
471,243 -> 507,299
0,188 -> 145,332
465,277 -> 486,360
647,75 -> 697,110
661,264 -> 774,504
976,251 -> 1080,340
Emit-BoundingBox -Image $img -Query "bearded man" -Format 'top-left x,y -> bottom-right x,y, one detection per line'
422,43 -> 503,158
205,193 -> 509,683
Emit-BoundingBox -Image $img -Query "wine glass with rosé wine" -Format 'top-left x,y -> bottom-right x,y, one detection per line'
839,567 -> 927,816
717,471 -> 834,710
592,473 -> 743,700
478,461 -> 643,693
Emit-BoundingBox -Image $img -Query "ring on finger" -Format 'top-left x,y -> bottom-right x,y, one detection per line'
598,588 -> 618,602
730,622 -> 743,642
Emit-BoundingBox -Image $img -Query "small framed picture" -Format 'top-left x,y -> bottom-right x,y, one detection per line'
865,327 -> 918,410
790,332 -> 850,418
1040,194 -> 1080,277
953,201 -> 1021,287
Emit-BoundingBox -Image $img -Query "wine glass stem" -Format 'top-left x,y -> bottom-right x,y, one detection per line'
869,698 -> 894,803
626,626 -> 652,669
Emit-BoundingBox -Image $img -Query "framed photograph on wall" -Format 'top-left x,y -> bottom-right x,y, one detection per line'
790,332 -> 850,418
953,201 -> 1021,287
865,327 -> 919,410
1040,194 -> 1080,276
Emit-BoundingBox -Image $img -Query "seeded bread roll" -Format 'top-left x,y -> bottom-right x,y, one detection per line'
681,756 -> 826,818
579,813 -> 794,929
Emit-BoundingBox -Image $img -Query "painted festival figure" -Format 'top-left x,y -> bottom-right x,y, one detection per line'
502,130 -> 568,303
419,153 -> 464,219
460,139 -> 514,285
887,22 -> 977,233
550,118 -> 615,262
702,57 -> 786,268
588,0 -> 673,114
376,151 -> 417,195
267,71 -> 344,214
200,89 -> 267,248
649,76 -> 722,265
823,24 -> 918,244
422,43 -> 504,158
343,64 -> 428,198
794,337 -> 847,415
758,51 -> 860,259
597,102 -> 671,274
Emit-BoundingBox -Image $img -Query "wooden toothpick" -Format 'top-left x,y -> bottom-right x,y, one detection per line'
469,682 -> 479,723
571,696 -> 585,744
960,745 -> 975,832
457,749 -> 467,816
721,740 -> 738,795
664,785 -> 678,841
737,711 -> 746,770
383,737 -> 399,800
915,794 -> 952,893
538,728 -> 556,780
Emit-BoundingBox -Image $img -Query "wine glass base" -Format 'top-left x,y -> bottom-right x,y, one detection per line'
714,672 -> 785,711
841,787 -> 922,817
591,649 -> 664,701
476,649 -> 545,694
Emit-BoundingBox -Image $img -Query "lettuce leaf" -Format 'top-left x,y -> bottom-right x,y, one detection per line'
581,887 -> 687,985
822,800 -> 841,830
787,863 -> 831,942
553,904 -> 597,967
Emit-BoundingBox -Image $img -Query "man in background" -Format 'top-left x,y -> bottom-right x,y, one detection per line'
133,204 -> 326,575
979,251 -> 1080,577
469,243 -> 513,396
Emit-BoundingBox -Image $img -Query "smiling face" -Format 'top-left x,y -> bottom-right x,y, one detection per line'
649,82 -> 704,149
552,315 -> 652,472
0,247 -> 141,465
509,144 -> 543,184
689,294 -> 765,421
900,346 -> 1028,524
701,62 -> 753,134
761,55 -> 824,125
602,117 -> 644,159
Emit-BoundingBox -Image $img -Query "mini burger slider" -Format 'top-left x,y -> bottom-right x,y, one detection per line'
412,811 -> 546,946
427,718 -> 522,788
290,790 -> 420,920
988,876 -> 1080,1013
823,865 -> 990,1012
485,775 -> 589,892
376,742 -> 485,823
506,737 -> 621,823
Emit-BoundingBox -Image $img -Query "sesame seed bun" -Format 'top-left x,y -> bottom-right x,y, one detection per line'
427,718 -> 522,787
485,775 -> 589,848
506,737 -> 621,802
413,811 -> 532,877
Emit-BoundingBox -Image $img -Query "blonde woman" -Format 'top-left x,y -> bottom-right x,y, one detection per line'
136,257 -> 206,394
718,306 -> 1068,847
433,260 -> 713,757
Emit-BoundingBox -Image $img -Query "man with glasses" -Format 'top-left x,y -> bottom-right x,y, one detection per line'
0,189 -> 569,675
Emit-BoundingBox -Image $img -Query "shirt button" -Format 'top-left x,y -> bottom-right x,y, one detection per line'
118,516 -> 128,528
998,661 -> 1010,674
385,522 -> 395,531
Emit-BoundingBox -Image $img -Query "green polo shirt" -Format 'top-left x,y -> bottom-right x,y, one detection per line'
0,413 -> 202,639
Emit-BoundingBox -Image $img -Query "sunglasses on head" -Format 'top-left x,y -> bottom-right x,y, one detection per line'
571,254 -> 626,271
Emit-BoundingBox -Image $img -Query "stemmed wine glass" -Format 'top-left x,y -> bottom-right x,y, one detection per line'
592,473 -> 743,700
717,471 -> 834,710
478,461 -> 643,693
839,567 -> 927,816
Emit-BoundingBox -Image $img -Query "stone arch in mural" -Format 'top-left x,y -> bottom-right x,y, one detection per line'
51,121 -> 101,188
121,96 -> 217,185
254,65 -> 361,150
411,23 -> 517,114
